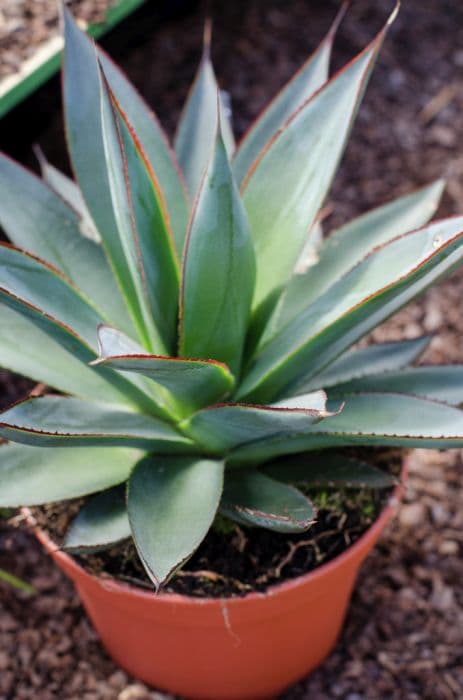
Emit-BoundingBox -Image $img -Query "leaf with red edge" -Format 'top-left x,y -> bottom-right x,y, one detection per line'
98,67 -> 168,353
0,443 -> 141,507
268,180 -> 445,339
230,393 -> 463,465
263,452 -> 396,489
64,487 -> 131,553
295,337 -> 431,395
174,21 -> 235,197
64,9 -> 139,329
111,91 -> 180,354
238,217 -> 463,404
0,152 -> 132,334
0,396 -> 195,451
181,393 -> 335,453
221,470 -> 316,533
128,455 -> 224,587
98,49 -> 188,254
0,243 -> 105,351
0,244 -> 162,414
233,2 -> 347,183
93,352 -> 235,417
179,115 -> 255,376
241,4 -> 398,314
328,366 -> 463,406
0,305 -> 134,406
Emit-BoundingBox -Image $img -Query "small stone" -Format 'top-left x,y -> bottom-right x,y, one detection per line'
0,613 -> 18,632
118,684 -> 151,700
431,584 -> 455,612
423,304 -> 443,332
0,651 -> 10,671
438,540 -> 459,556
399,502 -> 426,527
109,670 -> 129,689
427,125 -> 457,147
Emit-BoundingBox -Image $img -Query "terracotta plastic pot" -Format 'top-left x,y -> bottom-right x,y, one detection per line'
26,461 -> 405,700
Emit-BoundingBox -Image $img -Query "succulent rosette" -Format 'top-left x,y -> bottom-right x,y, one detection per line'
1,3 -> 463,587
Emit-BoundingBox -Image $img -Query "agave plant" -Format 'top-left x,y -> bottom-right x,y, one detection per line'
0,3 -> 463,588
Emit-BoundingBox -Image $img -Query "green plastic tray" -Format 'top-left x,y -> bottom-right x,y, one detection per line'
0,0 -> 147,118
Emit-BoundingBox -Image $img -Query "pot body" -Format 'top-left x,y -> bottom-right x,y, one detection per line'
30,469 -> 404,700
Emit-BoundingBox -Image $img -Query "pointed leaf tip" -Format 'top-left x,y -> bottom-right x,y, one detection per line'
240,3 -> 397,315
326,1 -> 350,41
221,471 -> 316,533
128,456 -> 224,586
182,399 -> 332,453
268,179 -> 447,343
174,38 -> 235,196
388,0 -> 400,26
239,216 -> 463,403
180,119 -> 255,376
64,488 -> 130,553
233,0 -> 347,185
264,452 -> 396,490
94,351 -> 235,416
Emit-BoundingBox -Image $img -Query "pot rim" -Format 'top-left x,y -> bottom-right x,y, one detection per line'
23,456 -> 407,607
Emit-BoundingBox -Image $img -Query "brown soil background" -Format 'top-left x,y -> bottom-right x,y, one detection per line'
1,0 -> 463,698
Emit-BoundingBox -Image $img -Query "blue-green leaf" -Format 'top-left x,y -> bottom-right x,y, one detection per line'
94,325 -> 178,418
0,443 -> 141,506
182,393 -> 333,453
98,49 -> 188,254
273,390 -> 329,411
179,121 -> 255,375
96,324 -> 144,356
241,6 -> 398,313
297,337 -> 431,394
269,180 -> 445,337
63,11 -> 137,326
330,366 -> 463,405
174,24 -> 235,197
232,2 -> 346,183
64,488 -> 130,552
0,245 -> 161,413
111,94 -> 180,353
0,396 -> 194,451
128,455 -> 224,586
264,452 -> 395,489
94,352 -> 235,417
230,393 -> 463,465
0,306 -> 137,406
221,470 -> 315,533
63,10 -> 158,349
98,68 -> 167,352
0,243 -> 104,349
35,147 -> 100,242
238,217 -> 463,403
0,153 -> 132,334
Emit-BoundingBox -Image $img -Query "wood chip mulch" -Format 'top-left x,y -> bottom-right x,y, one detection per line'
1,0 -> 463,698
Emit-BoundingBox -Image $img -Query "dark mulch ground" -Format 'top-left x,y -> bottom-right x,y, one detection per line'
1,0 -> 463,698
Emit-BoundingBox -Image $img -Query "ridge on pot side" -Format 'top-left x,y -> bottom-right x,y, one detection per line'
1,1 -> 463,698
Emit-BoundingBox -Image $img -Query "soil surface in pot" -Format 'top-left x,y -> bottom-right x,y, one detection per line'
29,449 -> 401,597
1,0 -> 463,698
0,0 -> 116,80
